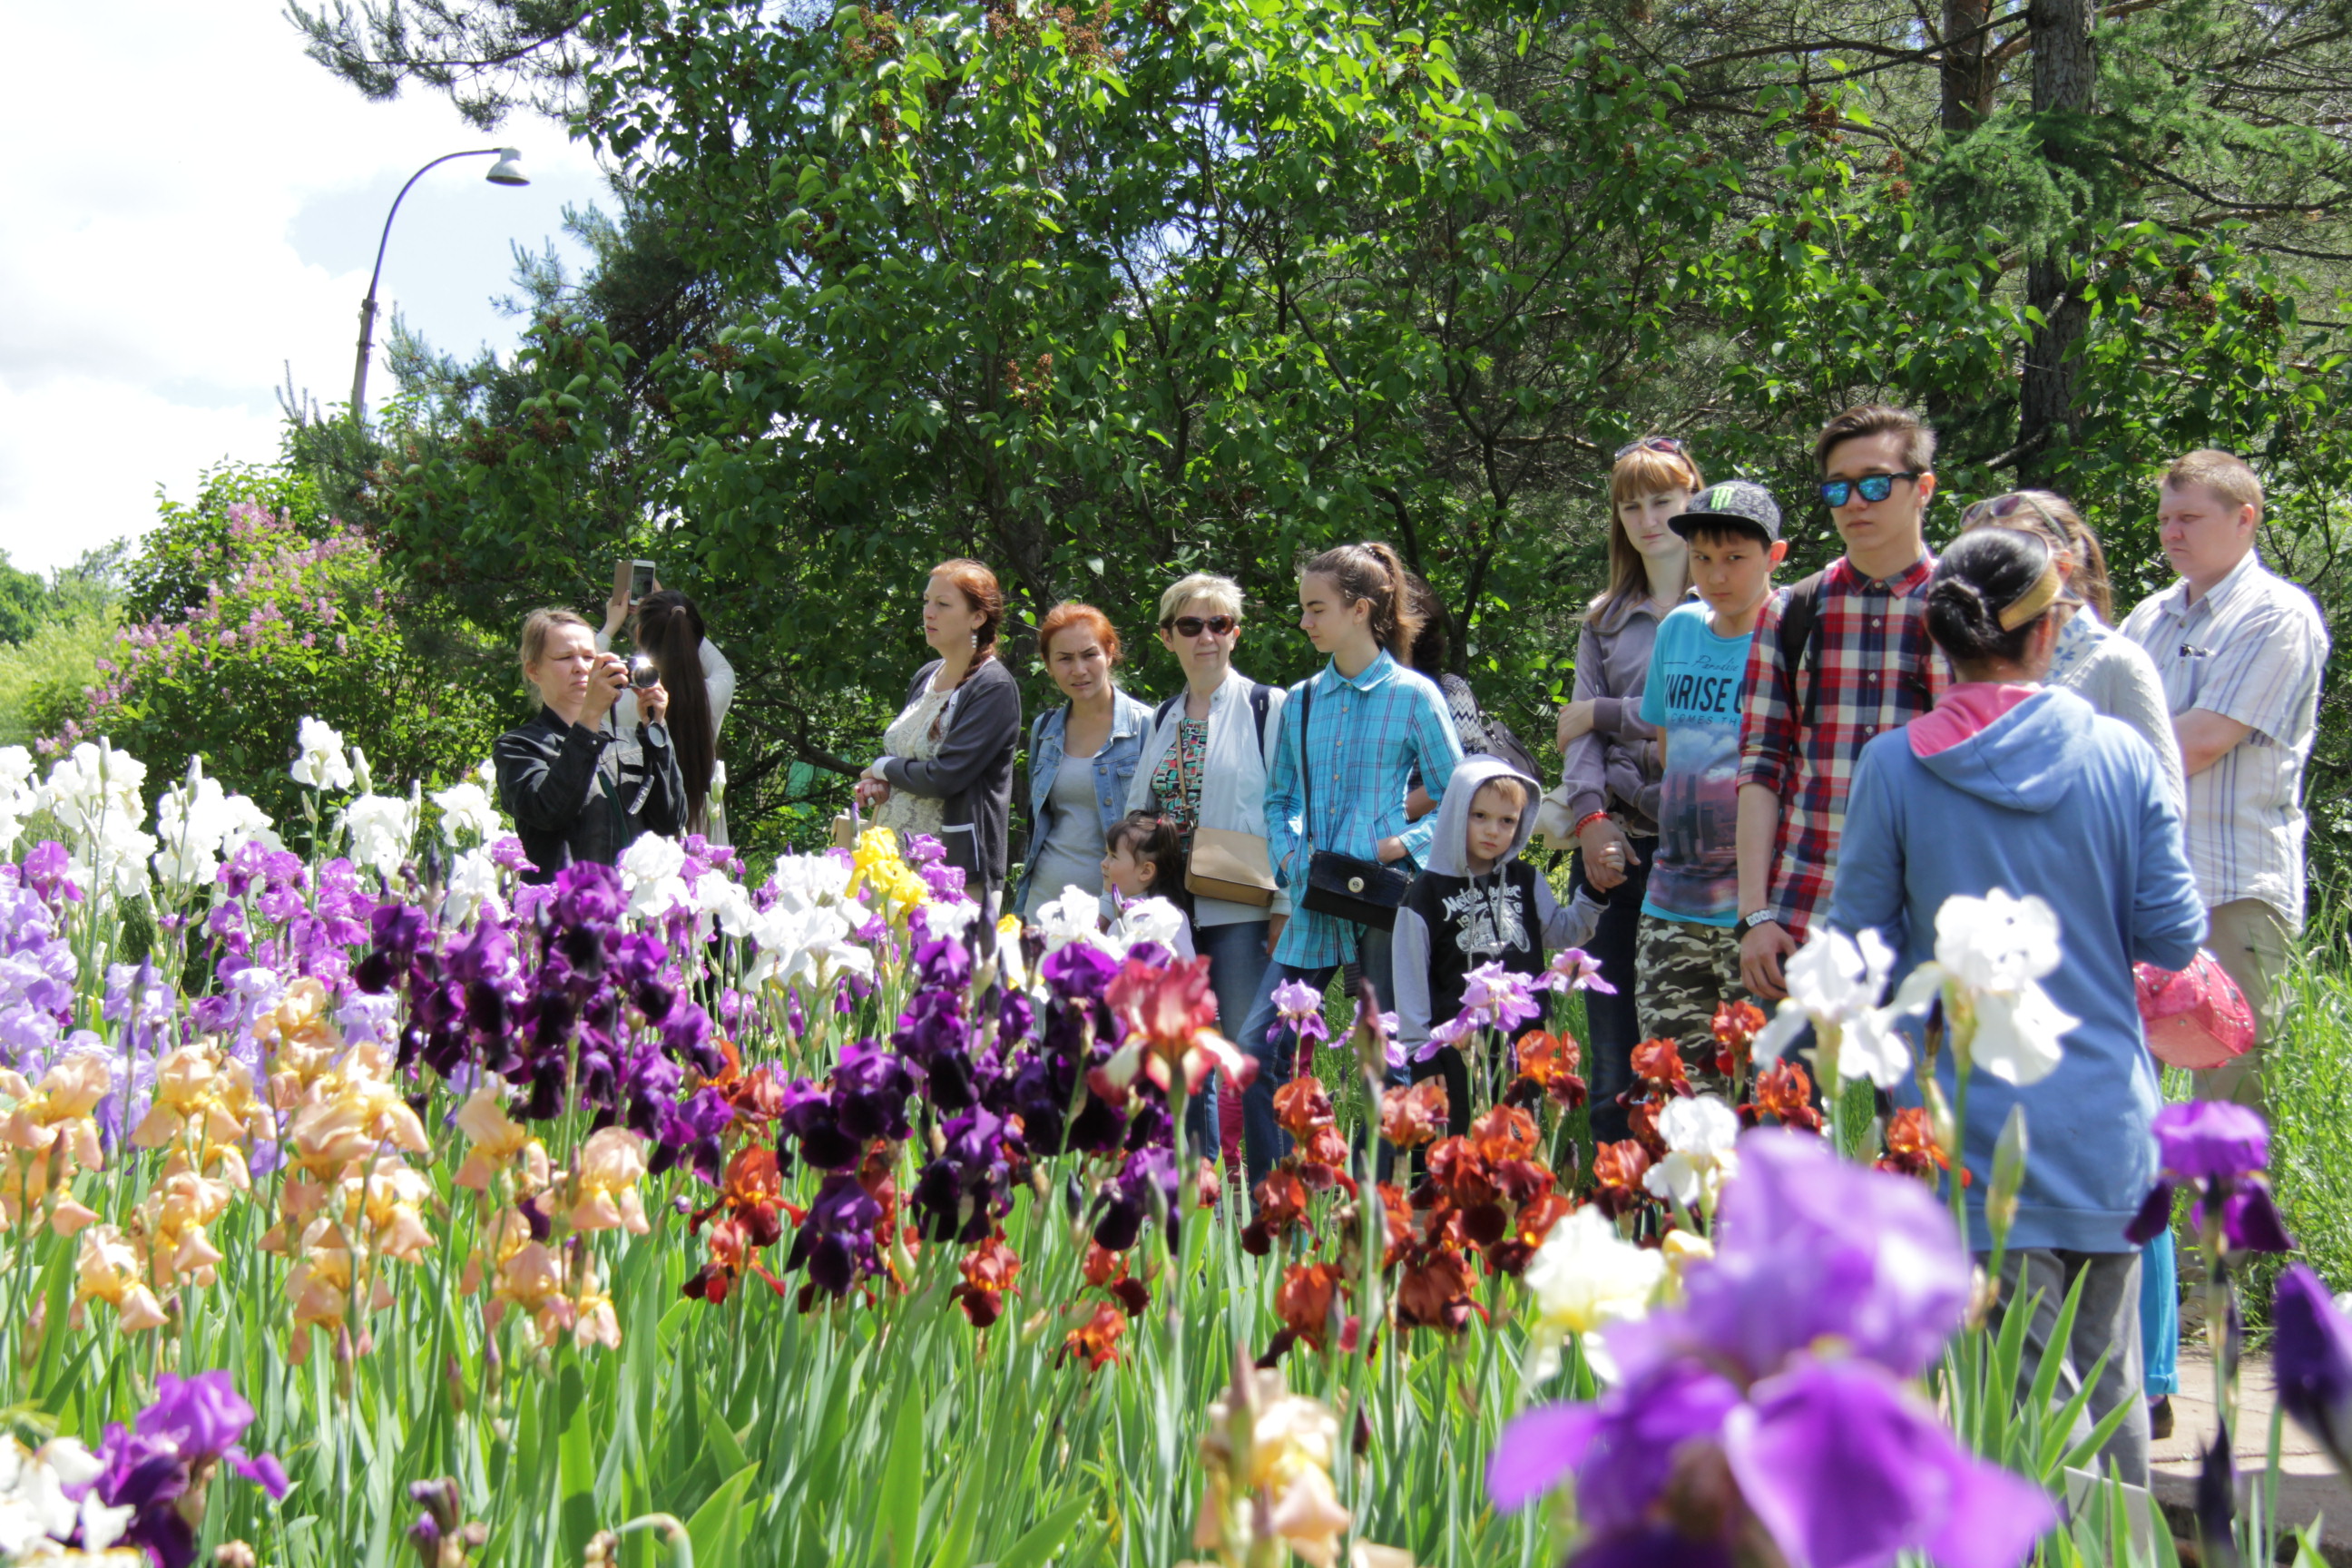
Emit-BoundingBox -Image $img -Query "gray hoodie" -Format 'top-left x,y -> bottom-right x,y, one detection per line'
1393,755 -> 1608,1051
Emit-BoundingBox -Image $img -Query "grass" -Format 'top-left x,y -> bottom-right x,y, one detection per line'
2248,892 -> 2352,1319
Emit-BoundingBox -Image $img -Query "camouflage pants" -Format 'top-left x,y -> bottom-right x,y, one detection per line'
1635,916 -> 1745,1094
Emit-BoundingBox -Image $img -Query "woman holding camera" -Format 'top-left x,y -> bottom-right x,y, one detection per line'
602,581 -> 736,842
495,607 -> 687,883
855,560 -> 1023,912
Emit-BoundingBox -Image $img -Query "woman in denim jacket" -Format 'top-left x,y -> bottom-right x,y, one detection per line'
1012,603 -> 1156,919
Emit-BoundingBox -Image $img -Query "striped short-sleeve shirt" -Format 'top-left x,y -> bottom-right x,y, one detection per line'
2120,551 -> 2328,930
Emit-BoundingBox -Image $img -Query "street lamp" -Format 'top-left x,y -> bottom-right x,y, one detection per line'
348,147 -> 529,424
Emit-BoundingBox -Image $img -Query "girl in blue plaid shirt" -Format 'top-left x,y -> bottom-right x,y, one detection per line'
1234,541 -> 1465,1187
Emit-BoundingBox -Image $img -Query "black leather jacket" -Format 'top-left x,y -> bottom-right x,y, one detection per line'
493,706 -> 686,883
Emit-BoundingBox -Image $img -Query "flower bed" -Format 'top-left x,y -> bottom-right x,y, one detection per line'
0,725 -> 2342,1567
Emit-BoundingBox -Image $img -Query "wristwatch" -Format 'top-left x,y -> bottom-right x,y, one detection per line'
1740,909 -> 1780,932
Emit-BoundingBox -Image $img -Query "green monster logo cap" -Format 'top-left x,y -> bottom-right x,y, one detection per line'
1670,478 -> 1784,544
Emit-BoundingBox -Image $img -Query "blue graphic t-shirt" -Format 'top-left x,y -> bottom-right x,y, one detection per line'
1638,602 -> 1754,926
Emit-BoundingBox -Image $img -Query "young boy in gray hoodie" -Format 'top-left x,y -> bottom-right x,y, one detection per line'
1394,755 -> 1608,1140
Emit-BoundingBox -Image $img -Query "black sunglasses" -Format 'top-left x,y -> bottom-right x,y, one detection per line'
1819,471 -> 1922,508
1164,614 -> 1238,637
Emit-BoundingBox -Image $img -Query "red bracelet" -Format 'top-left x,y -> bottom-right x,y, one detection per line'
1573,811 -> 1612,836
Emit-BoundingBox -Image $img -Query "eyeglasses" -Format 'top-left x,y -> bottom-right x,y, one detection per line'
1164,615 -> 1238,638
1819,471 -> 1922,508
1614,436 -> 1686,460
1957,492 -> 2057,533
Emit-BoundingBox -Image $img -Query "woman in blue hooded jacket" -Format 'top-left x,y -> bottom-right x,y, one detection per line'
1828,527 -> 2204,1488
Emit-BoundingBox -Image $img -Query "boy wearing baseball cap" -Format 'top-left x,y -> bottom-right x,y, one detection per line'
1633,479 -> 1788,1084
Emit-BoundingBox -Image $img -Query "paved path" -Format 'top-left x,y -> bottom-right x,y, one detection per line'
2150,1346 -> 2352,1562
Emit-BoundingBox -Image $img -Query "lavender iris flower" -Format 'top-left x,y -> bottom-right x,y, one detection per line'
1612,1131 -> 1974,1386
1723,1357 -> 2053,1568
1491,1131 -> 2053,1568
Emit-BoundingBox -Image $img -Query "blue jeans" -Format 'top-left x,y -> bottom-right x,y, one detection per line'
1236,925 -> 1397,1190
1572,834 -> 1654,1143
1188,919 -> 1271,1161
2141,1229 -> 2180,1396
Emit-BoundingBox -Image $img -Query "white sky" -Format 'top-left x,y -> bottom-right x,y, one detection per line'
0,3 -> 605,575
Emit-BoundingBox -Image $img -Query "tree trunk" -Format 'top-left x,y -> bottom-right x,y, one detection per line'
1940,0 -> 1996,132
2017,0 -> 2095,485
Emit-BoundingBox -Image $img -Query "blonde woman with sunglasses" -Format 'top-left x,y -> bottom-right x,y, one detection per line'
1128,573 -> 1291,1168
1958,491 -> 2182,813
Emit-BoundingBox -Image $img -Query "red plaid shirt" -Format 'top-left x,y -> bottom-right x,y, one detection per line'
1736,554 -> 1949,937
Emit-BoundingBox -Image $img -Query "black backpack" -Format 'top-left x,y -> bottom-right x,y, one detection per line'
1774,569 -> 1935,726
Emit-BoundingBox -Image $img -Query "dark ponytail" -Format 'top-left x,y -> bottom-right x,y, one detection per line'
634,590 -> 715,834
1107,811 -> 1192,917
1925,528 -> 2057,670
1299,542 -> 1422,661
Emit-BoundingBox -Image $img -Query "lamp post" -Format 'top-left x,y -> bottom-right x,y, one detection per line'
348,146 -> 529,424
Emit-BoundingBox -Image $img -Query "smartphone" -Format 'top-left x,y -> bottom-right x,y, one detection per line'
631,560 -> 657,600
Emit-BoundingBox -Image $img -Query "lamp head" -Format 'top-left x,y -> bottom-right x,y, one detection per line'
485,148 -> 529,187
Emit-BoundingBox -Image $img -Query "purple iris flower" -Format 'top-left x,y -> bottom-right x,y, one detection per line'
790,1171 -> 884,1297
1041,942 -> 1118,1004
920,860 -> 967,903
2125,1102 -> 2294,1255
1092,1145 -> 1178,1252
663,1002 -> 721,1077
1612,1131 -> 1973,1387
911,1105 -> 1016,1243
1730,1357 -> 2051,1568
369,901 -> 429,958
2272,1263 -> 2352,1475
1490,1131 -> 2053,1568
903,833 -> 948,866
895,988 -> 971,1066
834,1039 -> 916,1143
83,1372 -> 289,1568
780,1078 -> 862,1171
913,937 -> 974,995
1488,1358 -> 1742,1523
649,1084 -> 731,1183
2155,1101 -> 2269,1180
21,840 -> 79,904
553,861 -> 624,929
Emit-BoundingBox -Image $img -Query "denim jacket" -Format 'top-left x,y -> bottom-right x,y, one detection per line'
1012,688 -> 1154,914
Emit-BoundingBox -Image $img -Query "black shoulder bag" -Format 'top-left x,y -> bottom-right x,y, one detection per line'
1296,681 -> 1414,931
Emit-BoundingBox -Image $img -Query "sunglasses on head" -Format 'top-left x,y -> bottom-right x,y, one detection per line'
1957,492 -> 2057,532
1164,614 -> 1238,638
1819,471 -> 1922,508
1614,436 -> 1686,460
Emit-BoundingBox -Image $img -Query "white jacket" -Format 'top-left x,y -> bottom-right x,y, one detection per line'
1126,665 -> 1293,927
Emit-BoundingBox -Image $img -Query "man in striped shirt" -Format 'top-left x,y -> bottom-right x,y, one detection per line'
2122,449 -> 2328,1110
1734,405 -> 1952,999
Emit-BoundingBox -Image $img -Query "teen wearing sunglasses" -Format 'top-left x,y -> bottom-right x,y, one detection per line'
1734,404 -> 1951,1002
1128,573 -> 1292,1168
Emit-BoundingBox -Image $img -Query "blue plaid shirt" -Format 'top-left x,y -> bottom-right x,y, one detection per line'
1266,651 -> 1465,966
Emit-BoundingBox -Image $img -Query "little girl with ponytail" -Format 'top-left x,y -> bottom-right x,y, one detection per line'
1229,541 -> 1467,1186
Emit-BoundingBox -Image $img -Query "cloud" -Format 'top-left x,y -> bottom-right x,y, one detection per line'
0,0 -> 603,574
